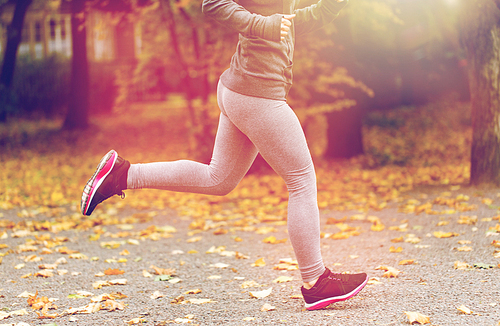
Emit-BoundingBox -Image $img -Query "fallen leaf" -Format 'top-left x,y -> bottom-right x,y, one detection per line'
261,303 -> 276,311
273,276 -> 293,283
251,257 -> 266,267
93,281 -> 110,289
404,311 -> 430,324
249,287 -> 272,299
399,259 -> 416,265
188,298 -> 213,304
454,261 -> 471,270
456,246 -> 472,252
375,265 -> 401,278
212,263 -> 229,269
125,317 -> 146,324
262,236 -> 287,244
241,280 -> 261,289
17,291 -> 35,298
119,249 -> 130,256
433,231 -> 459,238
38,263 -> 58,270
103,299 -> 125,311
390,246 -> 403,253
457,305 -> 472,314
150,265 -> 175,276
34,270 -> 54,278
108,278 -> 127,285
104,268 -> 125,275
150,291 -> 164,299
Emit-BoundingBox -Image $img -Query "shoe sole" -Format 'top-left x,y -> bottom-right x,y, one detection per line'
81,150 -> 118,216
305,276 -> 369,310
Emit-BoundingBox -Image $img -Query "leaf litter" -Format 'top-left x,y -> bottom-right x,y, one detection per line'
1,101 -> 499,324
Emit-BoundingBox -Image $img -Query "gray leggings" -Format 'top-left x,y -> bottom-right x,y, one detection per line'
128,81 -> 325,282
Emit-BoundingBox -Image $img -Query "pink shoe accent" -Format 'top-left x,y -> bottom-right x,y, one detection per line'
83,150 -> 117,215
305,276 -> 368,310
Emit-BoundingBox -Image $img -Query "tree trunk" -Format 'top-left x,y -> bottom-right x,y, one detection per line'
63,0 -> 89,130
461,0 -> 500,185
0,0 -> 33,122
324,104 -> 364,159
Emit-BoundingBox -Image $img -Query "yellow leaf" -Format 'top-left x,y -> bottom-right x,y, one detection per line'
391,237 -> 404,243
251,257 -> 266,267
375,265 -> 401,278
108,278 -> 127,285
249,287 -> 272,299
34,270 -> 54,278
213,228 -> 228,235
241,280 -> 261,289
390,246 -> 403,253
404,311 -> 430,324
457,305 -> 472,314
371,222 -> 385,232
453,261 -> 470,270
433,231 -> 459,238
187,236 -> 202,243
398,259 -> 415,265
188,298 -> 213,304
272,276 -> 293,283
68,253 -> 88,259
262,235 -> 287,244
482,198 -> 493,205
184,289 -> 202,294
125,318 -> 146,324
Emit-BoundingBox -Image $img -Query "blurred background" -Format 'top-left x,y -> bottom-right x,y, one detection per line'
0,0 -> 473,165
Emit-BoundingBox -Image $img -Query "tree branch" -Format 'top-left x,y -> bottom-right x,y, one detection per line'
492,0 -> 500,11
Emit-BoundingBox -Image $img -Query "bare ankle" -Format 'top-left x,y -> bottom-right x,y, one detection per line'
303,277 -> 318,290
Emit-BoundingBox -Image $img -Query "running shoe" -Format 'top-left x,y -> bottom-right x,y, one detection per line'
81,150 -> 130,216
301,268 -> 368,310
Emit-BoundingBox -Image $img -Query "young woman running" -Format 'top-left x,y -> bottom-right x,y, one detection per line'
81,0 -> 368,310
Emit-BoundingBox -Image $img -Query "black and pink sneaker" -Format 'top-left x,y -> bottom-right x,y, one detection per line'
81,150 -> 130,216
301,268 -> 368,310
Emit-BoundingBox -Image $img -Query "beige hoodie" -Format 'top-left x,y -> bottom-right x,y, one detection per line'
202,0 -> 348,100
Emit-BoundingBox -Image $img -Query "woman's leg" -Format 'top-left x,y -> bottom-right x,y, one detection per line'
127,89 -> 259,196
218,84 -> 325,283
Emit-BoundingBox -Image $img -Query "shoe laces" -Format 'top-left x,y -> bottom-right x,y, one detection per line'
328,273 -> 350,283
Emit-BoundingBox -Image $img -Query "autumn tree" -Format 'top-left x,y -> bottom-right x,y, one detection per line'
460,0 -> 500,185
123,0 -> 236,162
301,0 -> 466,160
62,0 -> 90,129
0,0 -> 33,122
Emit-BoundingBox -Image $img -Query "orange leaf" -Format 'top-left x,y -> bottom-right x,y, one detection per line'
104,268 -> 125,275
